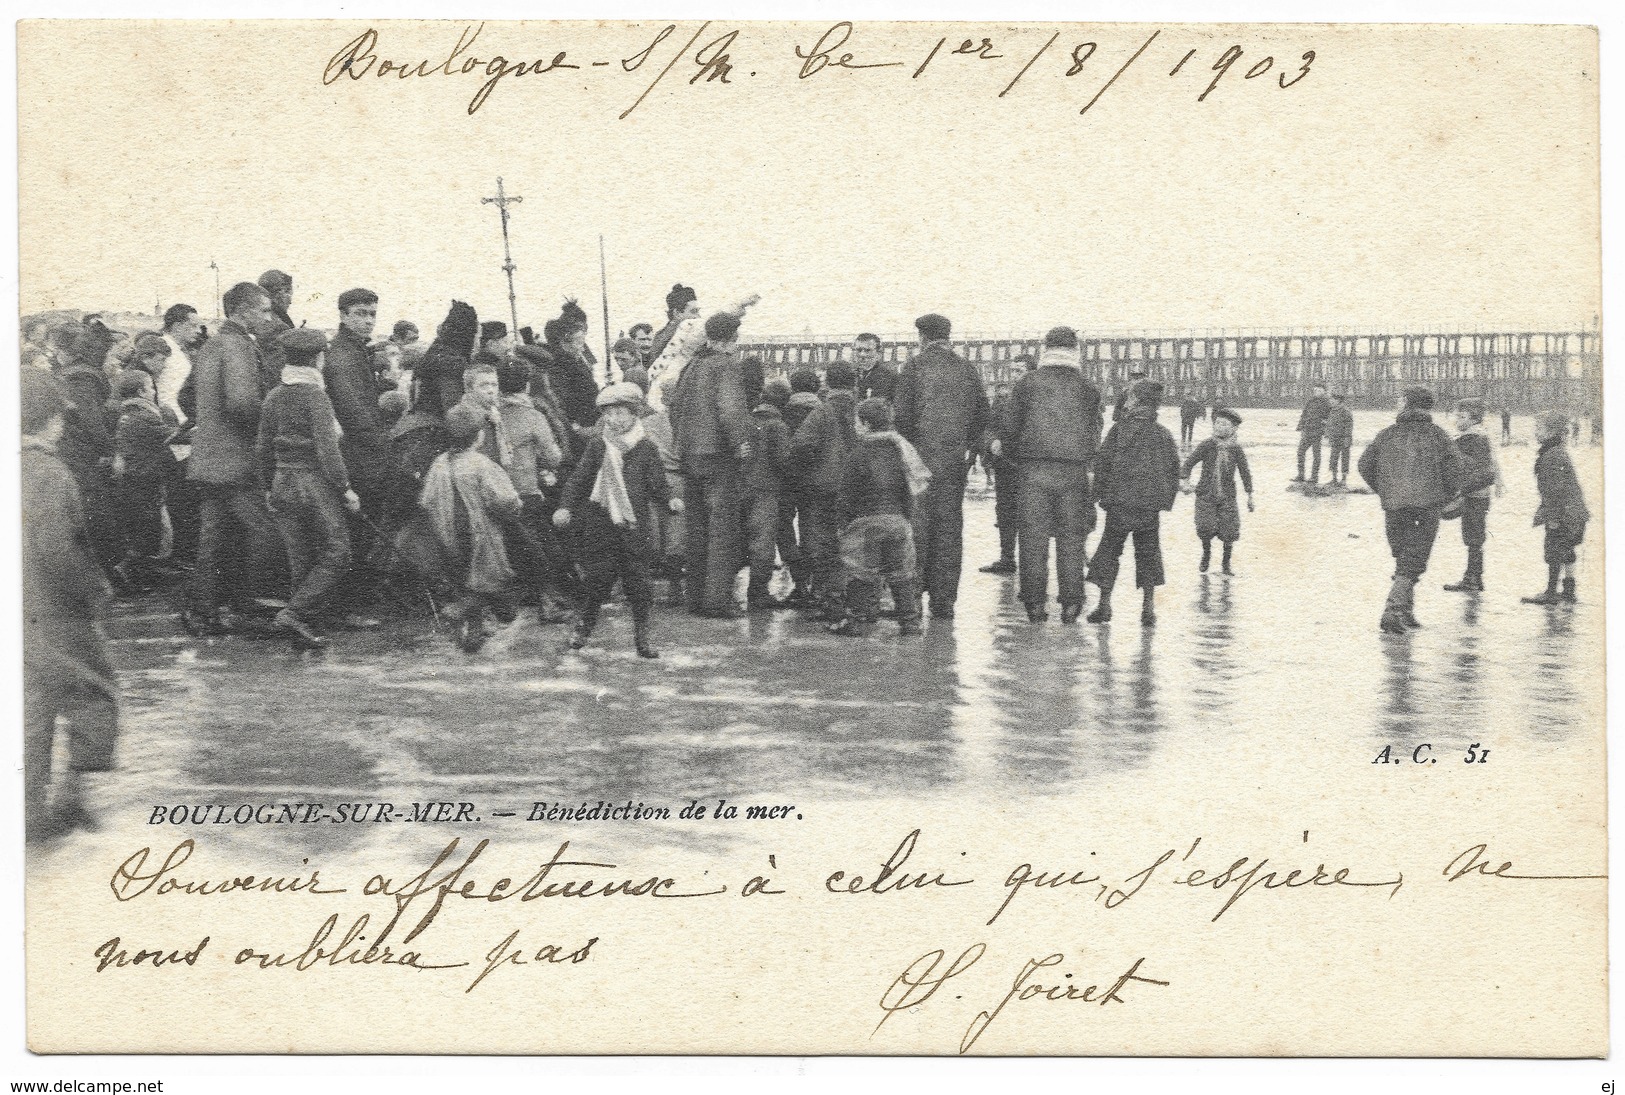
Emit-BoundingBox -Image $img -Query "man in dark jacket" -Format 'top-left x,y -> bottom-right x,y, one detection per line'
50,326 -> 123,576
323,288 -> 389,518
996,326 -> 1103,623
892,313 -> 989,618
1087,380 -> 1180,625
22,368 -> 118,840
184,281 -> 284,634
1357,386 -> 1463,633
788,363 -> 858,617
853,333 -> 897,402
1295,382 -> 1332,484
670,311 -> 754,617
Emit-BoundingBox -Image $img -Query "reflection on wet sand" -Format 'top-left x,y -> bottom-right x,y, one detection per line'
84,414 -> 1599,859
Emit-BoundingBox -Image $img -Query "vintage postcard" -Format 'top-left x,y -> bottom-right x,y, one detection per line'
13,16 -> 1606,1062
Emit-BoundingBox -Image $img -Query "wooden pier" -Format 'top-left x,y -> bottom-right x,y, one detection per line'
740,328 -> 1602,410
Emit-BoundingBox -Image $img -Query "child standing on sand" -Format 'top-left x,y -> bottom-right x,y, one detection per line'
1521,410 -> 1589,605
1180,407 -> 1254,575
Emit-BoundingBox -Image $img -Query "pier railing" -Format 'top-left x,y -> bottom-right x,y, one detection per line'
739,328 -> 1603,410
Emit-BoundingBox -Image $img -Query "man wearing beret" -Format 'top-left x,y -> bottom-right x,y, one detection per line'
184,281 -> 284,635
670,310 -> 754,617
323,288 -> 389,520
891,313 -> 989,619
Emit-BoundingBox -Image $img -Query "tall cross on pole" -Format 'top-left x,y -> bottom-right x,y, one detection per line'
481,177 -> 523,339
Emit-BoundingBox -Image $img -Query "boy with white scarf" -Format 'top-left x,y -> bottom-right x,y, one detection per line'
555,383 -> 683,658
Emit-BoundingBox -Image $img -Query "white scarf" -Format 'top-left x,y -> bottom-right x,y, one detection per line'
591,420 -> 646,525
281,365 -> 324,387
868,428 -> 932,496
1038,346 -> 1082,370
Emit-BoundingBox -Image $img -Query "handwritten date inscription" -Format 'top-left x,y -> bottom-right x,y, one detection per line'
321,22 -> 1316,119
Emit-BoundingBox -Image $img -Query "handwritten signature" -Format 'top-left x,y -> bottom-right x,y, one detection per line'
875,944 -> 1169,1054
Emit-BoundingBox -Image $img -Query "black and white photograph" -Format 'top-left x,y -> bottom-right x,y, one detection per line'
6,9 -> 1613,1083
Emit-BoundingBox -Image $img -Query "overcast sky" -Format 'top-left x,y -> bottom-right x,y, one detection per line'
19,20 -> 1599,347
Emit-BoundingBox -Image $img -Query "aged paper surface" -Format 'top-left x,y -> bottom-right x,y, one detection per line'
12,14 -> 1607,1067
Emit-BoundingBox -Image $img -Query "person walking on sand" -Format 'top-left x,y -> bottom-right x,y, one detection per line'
1086,379 -> 1180,626
1357,387 -> 1463,634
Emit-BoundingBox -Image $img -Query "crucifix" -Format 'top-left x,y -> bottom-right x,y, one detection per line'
481,177 -> 523,339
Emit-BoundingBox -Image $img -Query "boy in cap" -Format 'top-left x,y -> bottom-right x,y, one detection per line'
111,369 -> 177,589
420,402 -> 525,653
1356,387 -> 1463,633
1441,397 -> 1503,593
255,328 -> 360,649
1180,407 -> 1254,575
1324,392 -> 1355,486
1521,410 -> 1589,605
827,398 -> 930,637
1087,379 -> 1181,624
554,383 -> 682,658
21,367 -> 119,839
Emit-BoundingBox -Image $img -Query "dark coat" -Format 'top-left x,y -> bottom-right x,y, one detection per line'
839,435 -> 914,522
560,435 -> 669,532
54,366 -> 115,471
546,347 -> 602,428
115,398 -> 177,481
1180,438 -> 1253,502
999,363 -> 1103,466
255,382 -> 350,495
1297,395 -> 1332,436
188,319 -> 268,486
669,345 -> 752,463
1356,408 -> 1462,511
782,391 -> 822,434
1533,439 -> 1589,532
788,389 -> 857,496
892,341 -> 989,461
855,363 -> 899,403
1094,407 -> 1180,514
413,346 -> 468,420
22,443 -> 110,626
323,324 -> 389,483
1324,403 -> 1354,442
745,404 -> 791,495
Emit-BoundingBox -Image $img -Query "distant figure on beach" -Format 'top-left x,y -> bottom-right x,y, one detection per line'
1521,410 -> 1589,606
1323,392 -> 1354,487
1293,382 -> 1331,485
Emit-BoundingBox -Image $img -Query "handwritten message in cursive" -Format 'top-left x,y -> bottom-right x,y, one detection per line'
87,829 -> 1602,1051
320,22 -> 1317,120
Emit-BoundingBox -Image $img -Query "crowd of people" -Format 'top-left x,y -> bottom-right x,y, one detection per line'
19,271 -> 1596,837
